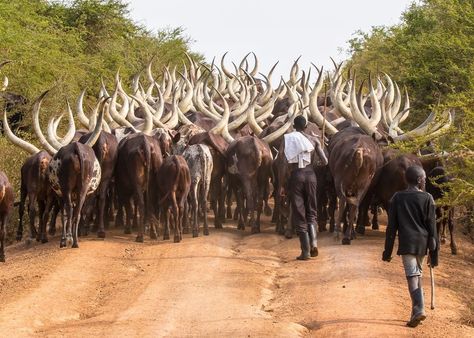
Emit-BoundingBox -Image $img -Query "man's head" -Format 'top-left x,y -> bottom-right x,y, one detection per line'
293,115 -> 307,131
405,165 -> 426,190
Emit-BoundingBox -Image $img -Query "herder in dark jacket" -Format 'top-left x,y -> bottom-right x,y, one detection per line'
284,115 -> 328,260
382,165 -> 439,328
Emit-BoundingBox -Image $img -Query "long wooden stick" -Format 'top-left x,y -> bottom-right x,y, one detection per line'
430,264 -> 435,310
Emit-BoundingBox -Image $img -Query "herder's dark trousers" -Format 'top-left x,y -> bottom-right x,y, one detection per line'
289,166 -> 317,234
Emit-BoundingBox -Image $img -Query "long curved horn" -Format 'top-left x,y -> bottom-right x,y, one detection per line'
308,66 -> 338,135
209,88 -> 234,143
32,90 -> 58,155
221,52 -> 234,79
262,104 -> 296,144
85,97 -> 110,147
77,89 -> 90,128
3,109 -> 40,154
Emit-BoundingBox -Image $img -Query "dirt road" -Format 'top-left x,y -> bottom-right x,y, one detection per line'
1,216 -> 473,337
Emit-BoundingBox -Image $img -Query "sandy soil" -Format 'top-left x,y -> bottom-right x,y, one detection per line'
0,215 -> 473,337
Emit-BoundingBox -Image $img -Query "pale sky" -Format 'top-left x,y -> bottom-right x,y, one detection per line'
127,0 -> 414,82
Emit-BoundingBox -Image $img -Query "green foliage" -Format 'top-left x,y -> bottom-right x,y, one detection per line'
346,0 -> 474,208
0,0 -> 201,235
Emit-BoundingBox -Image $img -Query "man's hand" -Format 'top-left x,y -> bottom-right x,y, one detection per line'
428,250 -> 439,268
382,251 -> 392,262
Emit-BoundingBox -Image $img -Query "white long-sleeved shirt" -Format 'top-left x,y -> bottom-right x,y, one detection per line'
283,131 -> 314,168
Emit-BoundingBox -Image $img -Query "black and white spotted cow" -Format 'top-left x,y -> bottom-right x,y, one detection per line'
48,142 -> 101,248
182,144 -> 213,237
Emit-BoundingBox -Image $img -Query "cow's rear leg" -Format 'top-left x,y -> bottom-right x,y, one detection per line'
72,191 -> 88,248
342,204 -> 357,245
123,198 -> 133,235
17,186 -> 27,241
37,200 -> 48,243
48,201 -> 60,236
97,185 -> 108,238
0,215 -> 6,262
27,198 -> 38,243
171,193 -> 180,243
163,207 -> 170,241
191,183 -> 199,238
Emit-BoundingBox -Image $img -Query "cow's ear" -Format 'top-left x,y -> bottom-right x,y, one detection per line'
173,132 -> 181,143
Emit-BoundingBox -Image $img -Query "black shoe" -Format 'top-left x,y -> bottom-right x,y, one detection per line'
296,232 -> 311,260
307,224 -> 318,257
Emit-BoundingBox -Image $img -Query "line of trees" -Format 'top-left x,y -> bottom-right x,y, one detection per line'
0,0 -> 201,196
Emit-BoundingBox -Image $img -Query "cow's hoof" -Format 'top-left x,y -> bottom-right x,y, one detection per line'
203,228 -> 210,236
284,230 -> 293,239
163,234 -> 170,241
150,232 -> 158,240
60,239 -> 67,248
72,243 -> 79,248
48,228 -> 56,236
183,227 -> 190,234
97,231 -> 106,239
36,235 -> 41,242
355,226 -> 365,235
174,236 -> 180,243
41,237 -> 48,244
124,228 -> 132,235
372,224 -> 379,230
135,236 -> 144,243
451,246 -> 458,255
214,221 -> 223,229
342,238 -> 351,245
16,233 -> 22,242
192,230 -> 199,238
251,227 -> 260,234
0,254 -> 5,262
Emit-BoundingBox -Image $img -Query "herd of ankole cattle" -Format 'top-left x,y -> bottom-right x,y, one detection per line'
0,54 -> 457,263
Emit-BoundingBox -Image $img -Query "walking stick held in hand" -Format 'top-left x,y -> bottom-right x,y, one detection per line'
429,254 -> 435,310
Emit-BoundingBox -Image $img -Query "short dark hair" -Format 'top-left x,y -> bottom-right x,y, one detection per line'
293,115 -> 307,130
405,165 -> 425,185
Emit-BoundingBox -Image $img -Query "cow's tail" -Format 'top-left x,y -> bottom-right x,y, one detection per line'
353,148 -> 364,173
159,157 -> 179,205
0,185 -> 5,203
143,139 -> 152,190
77,143 -> 88,193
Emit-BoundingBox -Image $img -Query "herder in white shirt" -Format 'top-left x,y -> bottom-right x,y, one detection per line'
284,115 -> 328,260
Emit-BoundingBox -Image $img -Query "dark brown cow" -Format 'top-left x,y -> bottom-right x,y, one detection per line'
115,133 -> 163,242
0,171 -> 14,262
226,135 -> 272,233
16,151 -> 54,243
356,150 -> 422,234
426,166 -> 457,254
328,127 -> 384,244
78,131 -> 118,238
157,155 -> 191,242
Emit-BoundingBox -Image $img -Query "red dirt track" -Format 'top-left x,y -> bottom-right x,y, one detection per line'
0,216 -> 473,337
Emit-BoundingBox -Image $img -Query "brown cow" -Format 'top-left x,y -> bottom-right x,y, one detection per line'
328,127 -> 384,244
0,171 -> 14,262
157,155 -> 191,242
226,135 -> 272,233
356,150 -> 422,234
115,133 -> 163,242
